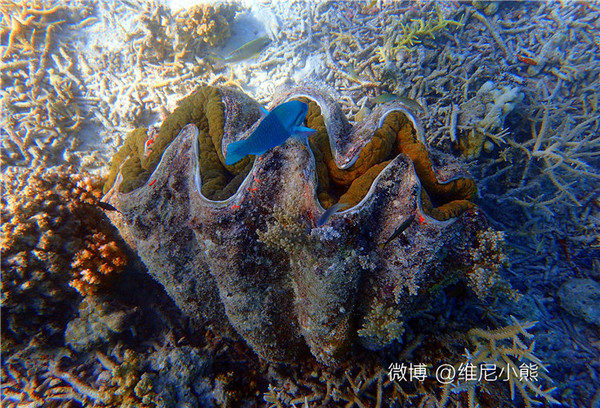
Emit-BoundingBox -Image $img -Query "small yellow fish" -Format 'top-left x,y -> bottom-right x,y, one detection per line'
355,106 -> 371,122
222,36 -> 272,64
373,93 -> 425,114
348,63 -> 358,80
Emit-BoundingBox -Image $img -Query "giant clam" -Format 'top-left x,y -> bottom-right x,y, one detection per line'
103,86 -> 486,365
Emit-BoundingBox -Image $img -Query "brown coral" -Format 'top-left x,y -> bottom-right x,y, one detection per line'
1,165 -> 127,343
175,3 -> 239,48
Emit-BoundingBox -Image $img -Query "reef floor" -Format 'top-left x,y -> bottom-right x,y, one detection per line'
1,1 -> 599,407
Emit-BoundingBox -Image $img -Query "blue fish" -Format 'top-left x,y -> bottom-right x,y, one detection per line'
225,100 -> 316,165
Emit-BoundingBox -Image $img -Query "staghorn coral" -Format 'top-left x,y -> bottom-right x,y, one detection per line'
102,85 -> 490,365
439,318 -> 559,408
40,347 -> 160,407
1,165 -> 126,343
0,0 -> 88,168
377,5 -> 464,64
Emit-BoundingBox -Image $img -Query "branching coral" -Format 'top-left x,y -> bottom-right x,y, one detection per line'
45,348 -> 159,407
1,165 -> 126,343
99,349 -> 159,407
475,79 -> 600,253
70,232 -> 127,296
129,1 -> 175,64
439,318 -> 559,408
513,90 -> 600,209
129,1 -> 238,69
378,5 -> 464,63
457,81 -> 524,159
264,361 -> 386,408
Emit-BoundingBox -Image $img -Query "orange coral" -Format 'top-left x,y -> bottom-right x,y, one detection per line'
70,232 -> 127,296
1,165 -> 127,342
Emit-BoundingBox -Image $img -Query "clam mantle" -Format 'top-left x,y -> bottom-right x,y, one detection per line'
103,86 -> 486,365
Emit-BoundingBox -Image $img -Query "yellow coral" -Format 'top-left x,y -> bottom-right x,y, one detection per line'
385,6 -> 464,57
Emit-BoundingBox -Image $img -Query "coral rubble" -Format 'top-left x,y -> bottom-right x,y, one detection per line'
65,295 -> 135,352
0,1 -> 88,168
103,86 -> 490,365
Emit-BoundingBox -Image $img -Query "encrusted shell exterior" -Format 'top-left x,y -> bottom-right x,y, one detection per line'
103,88 -> 485,365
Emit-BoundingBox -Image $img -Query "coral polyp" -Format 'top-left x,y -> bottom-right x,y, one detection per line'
103,86 -> 487,365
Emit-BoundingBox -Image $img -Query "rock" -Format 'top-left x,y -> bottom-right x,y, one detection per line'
65,296 -> 135,352
558,278 -> 600,327
148,346 -> 214,408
